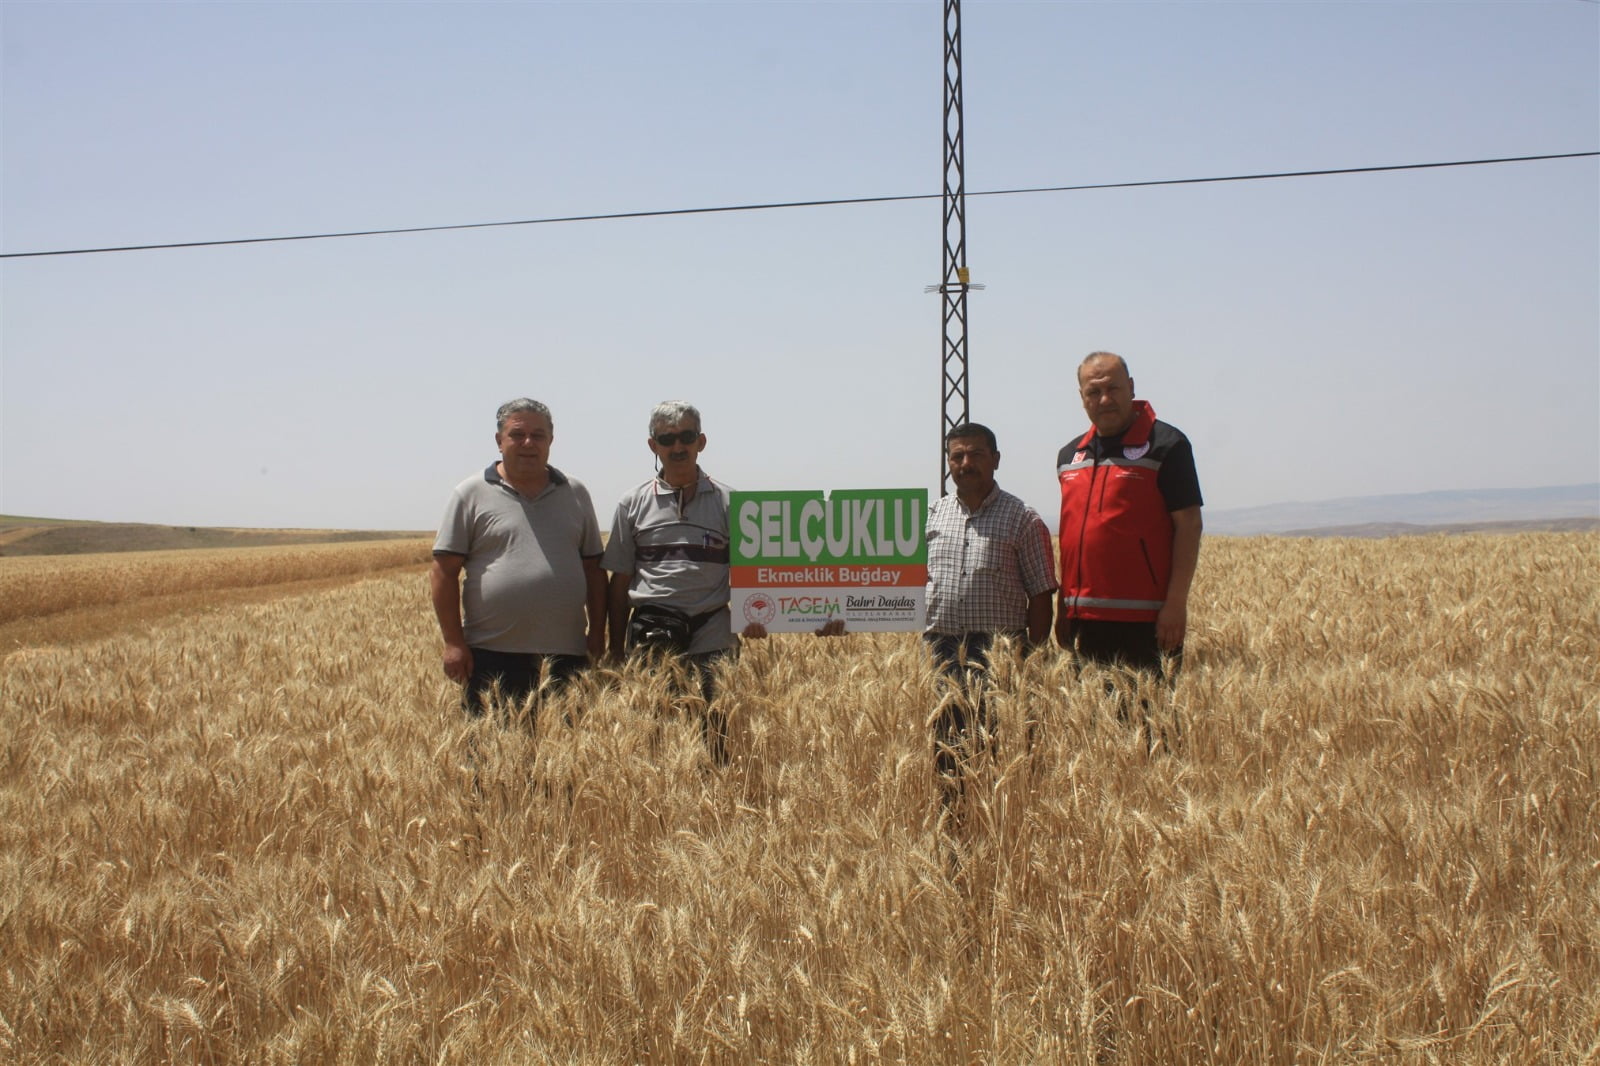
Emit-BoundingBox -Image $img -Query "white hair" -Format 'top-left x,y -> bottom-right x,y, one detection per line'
649,401 -> 701,434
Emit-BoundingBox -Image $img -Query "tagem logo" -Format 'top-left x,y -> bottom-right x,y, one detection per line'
778,595 -> 840,616
743,594 -> 777,626
1123,442 -> 1150,461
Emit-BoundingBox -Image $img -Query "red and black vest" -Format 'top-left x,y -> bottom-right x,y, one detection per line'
1057,401 -> 1174,623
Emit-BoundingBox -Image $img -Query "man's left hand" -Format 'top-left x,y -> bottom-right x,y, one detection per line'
1156,600 -> 1187,651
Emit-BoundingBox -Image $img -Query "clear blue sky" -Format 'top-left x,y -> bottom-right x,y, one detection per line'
3,0 -> 1596,531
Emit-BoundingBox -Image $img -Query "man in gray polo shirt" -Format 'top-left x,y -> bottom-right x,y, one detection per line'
603,400 -> 738,761
431,398 -> 606,719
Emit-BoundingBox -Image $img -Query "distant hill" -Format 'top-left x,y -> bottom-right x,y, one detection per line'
0,516 -> 430,557
1206,484 -> 1599,537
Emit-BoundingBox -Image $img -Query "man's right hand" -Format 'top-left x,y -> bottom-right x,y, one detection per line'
1053,612 -> 1074,651
442,643 -> 473,684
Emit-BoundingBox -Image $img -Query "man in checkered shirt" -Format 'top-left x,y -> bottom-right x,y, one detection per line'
923,422 -> 1057,798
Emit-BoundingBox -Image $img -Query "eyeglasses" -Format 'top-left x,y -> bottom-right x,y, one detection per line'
653,429 -> 700,447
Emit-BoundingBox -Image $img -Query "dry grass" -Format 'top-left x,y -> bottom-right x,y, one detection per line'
0,517 -> 430,557
0,540 -> 431,643
1,532 -> 1595,1063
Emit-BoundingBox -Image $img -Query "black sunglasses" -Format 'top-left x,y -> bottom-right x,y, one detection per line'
653,429 -> 700,447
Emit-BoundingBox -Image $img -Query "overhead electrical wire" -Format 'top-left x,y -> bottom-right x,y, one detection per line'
1,150 -> 1594,260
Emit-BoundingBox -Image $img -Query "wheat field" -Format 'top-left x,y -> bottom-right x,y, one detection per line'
1,533 -> 1596,1063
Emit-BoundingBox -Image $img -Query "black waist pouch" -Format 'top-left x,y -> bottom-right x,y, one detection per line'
627,603 -> 718,655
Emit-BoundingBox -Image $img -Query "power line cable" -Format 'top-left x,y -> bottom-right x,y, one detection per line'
2,150 -> 1594,260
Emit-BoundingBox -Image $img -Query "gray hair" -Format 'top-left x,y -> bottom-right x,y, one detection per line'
496,398 -> 553,433
649,401 -> 701,434
1079,351 -> 1131,381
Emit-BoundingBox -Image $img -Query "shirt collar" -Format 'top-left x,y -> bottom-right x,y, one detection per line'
652,468 -> 710,497
484,462 -> 568,492
959,481 -> 1002,515
1082,400 -> 1157,450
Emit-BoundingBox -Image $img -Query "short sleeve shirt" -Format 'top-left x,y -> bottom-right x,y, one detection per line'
434,464 -> 603,655
602,471 -> 734,654
924,483 -> 1058,637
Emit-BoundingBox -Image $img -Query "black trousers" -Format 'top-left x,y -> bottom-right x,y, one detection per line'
626,645 -> 735,765
923,631 -> 1025,788
1068,620 -> 1181,745
462,648 -> 587,721
1068,619 -> 1180,679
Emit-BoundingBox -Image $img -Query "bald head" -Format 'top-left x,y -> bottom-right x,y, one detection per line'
1077,351 -> 1130,384
1078,351 -> 1137,436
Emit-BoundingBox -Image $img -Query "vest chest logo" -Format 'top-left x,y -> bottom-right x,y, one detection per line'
1073,451 -> 1087,464
1123,442 -> 1150,460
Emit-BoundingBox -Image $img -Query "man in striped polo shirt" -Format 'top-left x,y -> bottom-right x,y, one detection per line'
604,401 -> 739,763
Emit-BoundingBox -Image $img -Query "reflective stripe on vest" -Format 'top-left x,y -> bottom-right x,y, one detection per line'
1065,595 -> 1166,612
1058,455 -> 1161,475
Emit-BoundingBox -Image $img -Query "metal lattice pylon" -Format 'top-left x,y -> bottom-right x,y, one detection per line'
936,0 -> 972,496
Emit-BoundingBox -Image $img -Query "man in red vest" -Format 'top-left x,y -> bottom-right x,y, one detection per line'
1056,351 -> 1203,680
